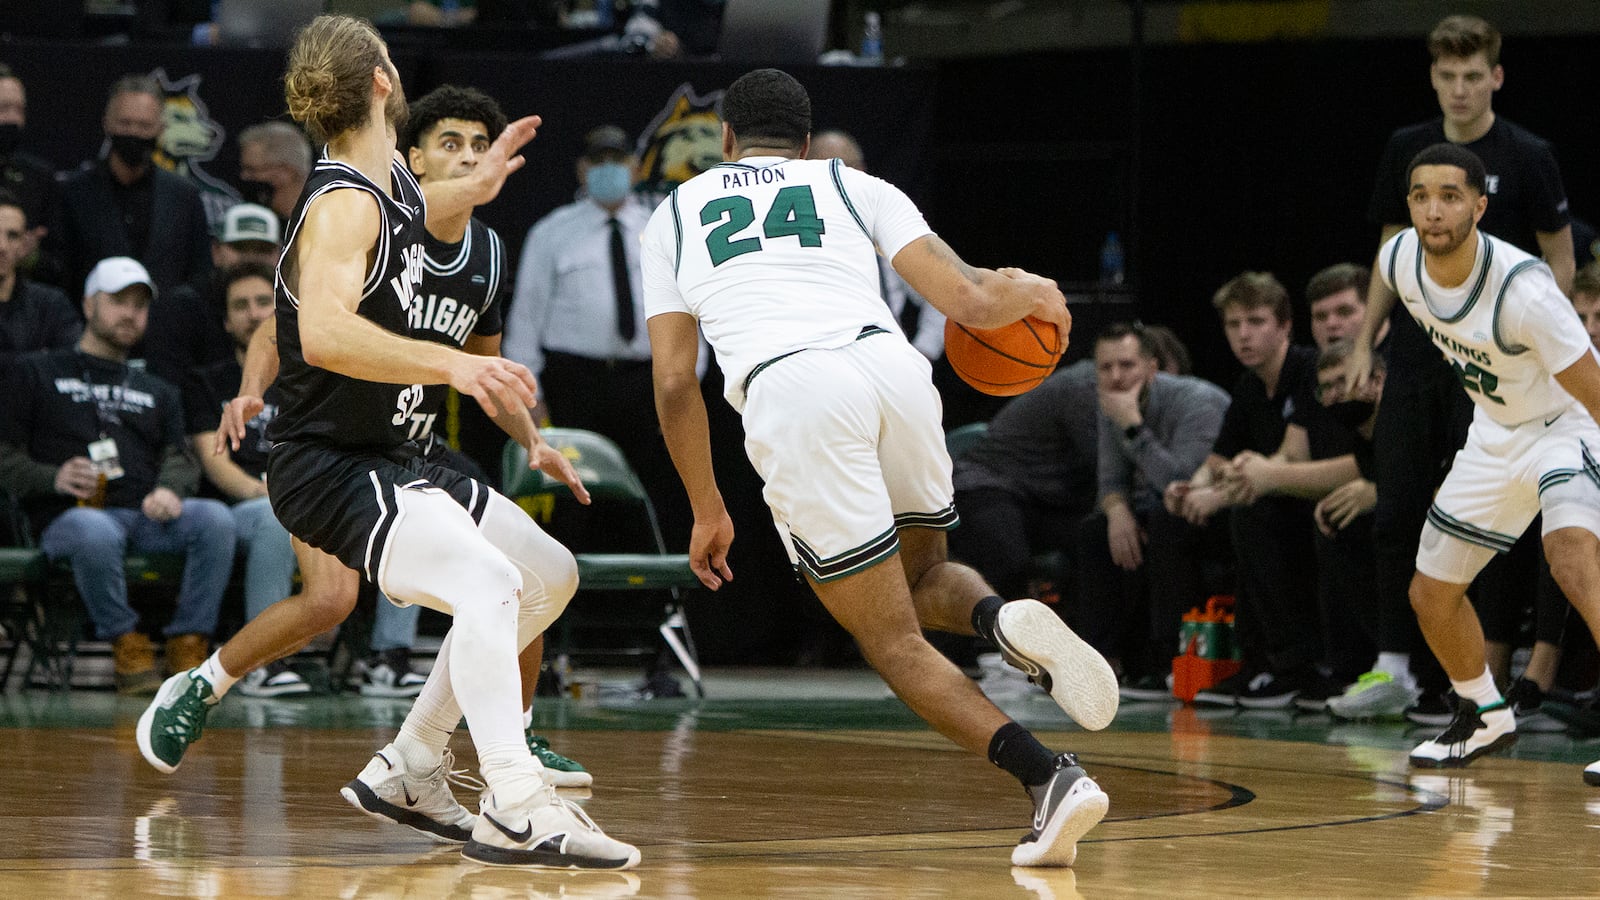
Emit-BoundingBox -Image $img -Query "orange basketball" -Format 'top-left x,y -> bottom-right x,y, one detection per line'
944,315 -> 1068,396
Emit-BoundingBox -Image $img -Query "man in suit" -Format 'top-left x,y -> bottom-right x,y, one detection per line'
51,74 -> 212,298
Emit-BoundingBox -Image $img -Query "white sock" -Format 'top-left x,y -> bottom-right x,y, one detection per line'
1374,652 -> 1414,688
394,630 -> 458,773
196,652 -> 239,697
523,707 -> 534,731
1451,665 -> 1503,711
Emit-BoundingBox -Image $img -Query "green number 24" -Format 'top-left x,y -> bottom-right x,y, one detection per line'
701,186 -> 826,266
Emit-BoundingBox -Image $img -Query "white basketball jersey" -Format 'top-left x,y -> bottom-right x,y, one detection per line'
641,156 -> 934,410
1380,228 -> 1596,428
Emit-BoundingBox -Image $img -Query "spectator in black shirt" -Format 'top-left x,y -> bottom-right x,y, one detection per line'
1165,272 -> 1321,707
51,74 -> 213,299
0,257 -> 234,695
0,189 -> 78,367
0,63 -> 59,284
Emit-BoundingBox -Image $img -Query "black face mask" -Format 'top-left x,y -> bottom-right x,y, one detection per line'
240,178 -> 276,208
108,133 -> 156,168
0,123 -> 20,158
1326,399 -> 1377,429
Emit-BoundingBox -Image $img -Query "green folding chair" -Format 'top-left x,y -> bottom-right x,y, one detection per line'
502,428 -> 704,697
944,421 -> 990,461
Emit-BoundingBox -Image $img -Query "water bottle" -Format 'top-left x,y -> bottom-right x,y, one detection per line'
1099,231 -> 1126,286
861,11 -> 884,65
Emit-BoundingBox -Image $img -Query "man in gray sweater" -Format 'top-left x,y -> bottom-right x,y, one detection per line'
1075,322 -> 1231,697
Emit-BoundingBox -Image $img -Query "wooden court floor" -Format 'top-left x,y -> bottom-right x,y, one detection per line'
0,675 -> 1597,898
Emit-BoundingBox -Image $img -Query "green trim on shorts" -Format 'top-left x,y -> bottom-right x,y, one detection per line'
894,504 -> 959,530
1426,504 -> 1517,552
793,525 -> 900,583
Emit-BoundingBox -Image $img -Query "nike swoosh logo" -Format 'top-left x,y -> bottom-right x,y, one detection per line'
1546,412 -> 1565,427
484,812 -> 533,844
403,783 -> 417,806
1032,777 -> 1060,831
393,224 -> 404,235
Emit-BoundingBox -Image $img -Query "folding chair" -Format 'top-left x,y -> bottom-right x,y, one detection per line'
502,429 -> 704,697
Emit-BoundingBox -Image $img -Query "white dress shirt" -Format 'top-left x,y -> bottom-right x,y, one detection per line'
504,196 -> 654,376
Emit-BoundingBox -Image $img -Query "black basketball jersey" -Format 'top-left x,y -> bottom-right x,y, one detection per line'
406,217 -> 508,444
267,156 -> 429,451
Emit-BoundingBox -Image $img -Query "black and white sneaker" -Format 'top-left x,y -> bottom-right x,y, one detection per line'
237,660 -> 313,698
1409,696 -> 1517,768
1193,670 -> 1254,708
1404,691 -> 1458,727
1011,752 -> 1109,867
1237,669 -> 1315,710
992,599 -> 1119,730
1118,673 -> 1175,703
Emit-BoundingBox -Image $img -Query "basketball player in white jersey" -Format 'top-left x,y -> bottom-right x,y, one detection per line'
642,68 -> 1120,867
1345,142 -> 1600,783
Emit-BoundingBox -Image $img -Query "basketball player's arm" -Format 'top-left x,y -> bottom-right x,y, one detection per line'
649,310 -> 734,590
890,236 -> 1070,334
217,317 -> 279,454
1345,224 -> 1406,393
1537,226 -> 1576,296
294,191 -> 536,416
417,116 -> 541,224
463,333 -> 589,504
1553,351 -> 1600,424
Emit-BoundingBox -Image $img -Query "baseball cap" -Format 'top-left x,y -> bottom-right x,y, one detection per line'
219,203 -> 282,246
83,256 -> 157,300
582,125 -> 632,160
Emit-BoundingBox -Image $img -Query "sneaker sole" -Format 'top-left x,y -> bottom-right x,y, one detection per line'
1011,783 -> 1109,867
237,685 -> 314,699
1237,694 -> 1300,710
994,600 -> 1119,730
543,768 -> 595,789
339,779 -> 474,843
462,840 -> 641,870
1408,732 -> 1518,769
359,685 -> 426,699
135,671 -> 194,775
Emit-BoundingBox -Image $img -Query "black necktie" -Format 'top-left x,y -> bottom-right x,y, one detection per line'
609,218 -> 636,342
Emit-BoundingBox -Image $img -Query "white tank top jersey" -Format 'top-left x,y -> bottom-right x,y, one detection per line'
641,155 -> 934,410
1380,227 -> 1597,428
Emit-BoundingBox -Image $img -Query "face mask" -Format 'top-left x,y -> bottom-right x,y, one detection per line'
240,178 -> 276,208
1326,399 -> 1376,429
0,123 -> 20,158
109,133 -> 156,168
585,163 -> 632,206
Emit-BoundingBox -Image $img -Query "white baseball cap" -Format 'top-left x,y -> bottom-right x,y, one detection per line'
83,256 -> 157,300
219,203 -> 282,245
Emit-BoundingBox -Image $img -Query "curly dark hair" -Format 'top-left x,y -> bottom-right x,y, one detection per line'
719,68 -> 810,152
402,84 -> 508,153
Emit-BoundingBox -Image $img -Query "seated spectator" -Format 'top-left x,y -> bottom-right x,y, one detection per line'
0,189 -> 79,367
1165,272 -> 1322,708
0,257 -> 234,694
1075,322 -> 1230,699
51,75 -> 213,298
0,64 -> 60,284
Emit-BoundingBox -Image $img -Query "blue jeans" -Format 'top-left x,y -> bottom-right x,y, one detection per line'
372,591 -> 420,653
40,500 -> 237,640
230,496 -> 297,620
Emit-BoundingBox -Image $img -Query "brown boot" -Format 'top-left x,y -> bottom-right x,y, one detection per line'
164,634 -> 210,675
112,632 -> 162,695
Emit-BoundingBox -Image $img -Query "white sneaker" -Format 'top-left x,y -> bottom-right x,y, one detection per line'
340,744 -> 480,843
992,600 -> 1119,730
463,784 -> 641,869
358,653 -> 428,698
1326,671 -> 1420,720
1011,753 -> 1108,867
1585,759 -> 1600,787
1409,697 -> 1517,768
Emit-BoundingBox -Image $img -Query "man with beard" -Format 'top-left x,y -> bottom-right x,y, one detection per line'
1343,143 -> 1600,783
0,256 -> 234,694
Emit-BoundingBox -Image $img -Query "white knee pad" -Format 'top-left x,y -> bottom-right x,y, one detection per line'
477,491 -> 578,646
1540,474 -> 1600,538
377,487 -> 523,619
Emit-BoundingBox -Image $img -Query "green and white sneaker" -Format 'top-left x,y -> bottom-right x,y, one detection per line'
1326,671 -> 1420,720
136,670 -> 219,774
529,732 -> 593,788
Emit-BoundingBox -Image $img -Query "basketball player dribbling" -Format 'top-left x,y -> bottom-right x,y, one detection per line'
1345,142 -> 1600,785
642,68 -> 1120,867
137,15 -> 637,868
